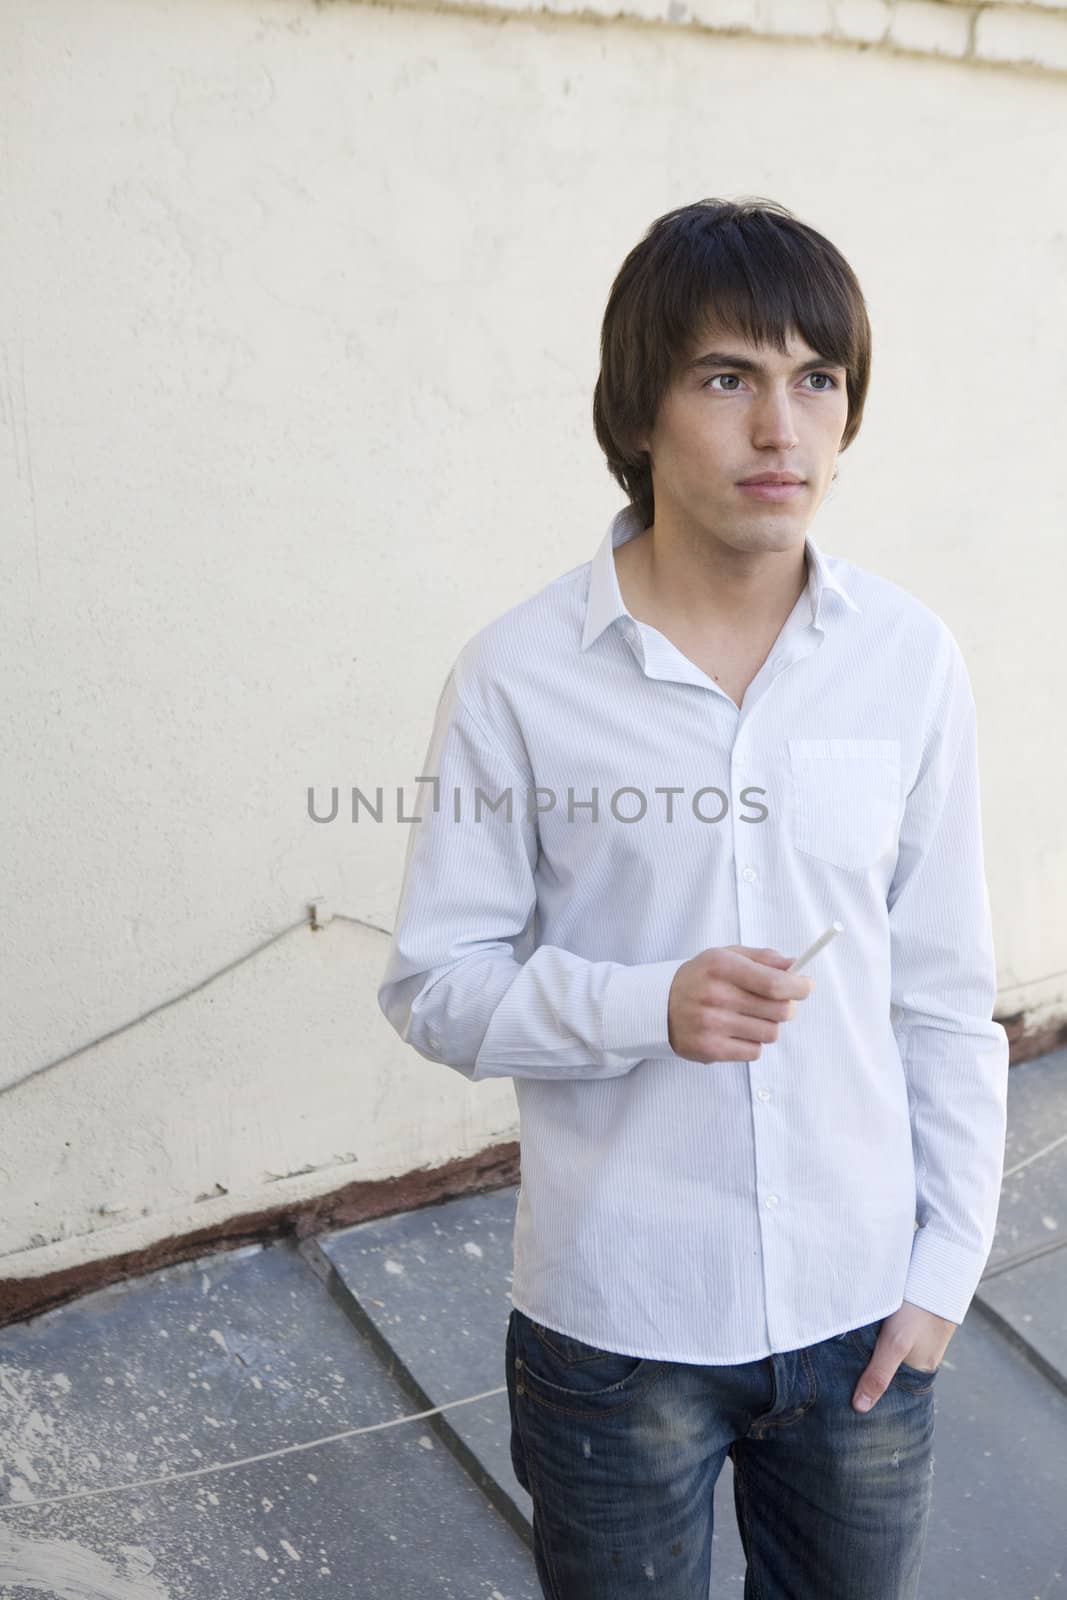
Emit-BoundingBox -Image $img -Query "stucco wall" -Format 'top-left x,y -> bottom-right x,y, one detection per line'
2,0 -> 1064,1286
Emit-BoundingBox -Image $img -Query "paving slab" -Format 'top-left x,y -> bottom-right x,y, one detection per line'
316,1187 -> 533,1533
0,1240 -> 539,1598
918,1301 -> 1067,1597
973,1044 -> 1067,1406
976,1244 -> 1067,1392
988,1044 -> 1067,1271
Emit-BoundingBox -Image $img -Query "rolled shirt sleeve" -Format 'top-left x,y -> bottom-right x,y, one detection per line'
890,633 -> 1009,1325
377,667 -> 689,1081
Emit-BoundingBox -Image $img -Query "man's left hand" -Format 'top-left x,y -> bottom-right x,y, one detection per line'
852,1300 -> 957,1413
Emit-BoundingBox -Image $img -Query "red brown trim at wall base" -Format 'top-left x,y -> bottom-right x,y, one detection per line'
0,1140 -> 521,1332
997,1010 -> 1067,1065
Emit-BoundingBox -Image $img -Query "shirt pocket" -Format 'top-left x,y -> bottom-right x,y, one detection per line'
788,738 -> 902,870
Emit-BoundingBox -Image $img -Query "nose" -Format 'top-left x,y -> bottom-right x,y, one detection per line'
751,388 -> 800,452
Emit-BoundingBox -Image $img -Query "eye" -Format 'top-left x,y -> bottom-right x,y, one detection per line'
701,372 -> 841,391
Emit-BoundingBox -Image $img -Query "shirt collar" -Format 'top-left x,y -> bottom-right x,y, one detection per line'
580,503 -> 861,653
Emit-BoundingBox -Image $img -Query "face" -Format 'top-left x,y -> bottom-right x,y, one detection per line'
637,322 -> 850,554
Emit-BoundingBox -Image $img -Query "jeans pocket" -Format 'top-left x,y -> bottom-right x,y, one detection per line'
844,1318 -> 941,1390
512,1308 -> 654,1409
788,738 -> 902,870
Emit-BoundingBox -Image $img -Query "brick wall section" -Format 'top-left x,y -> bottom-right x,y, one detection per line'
387,0 -> 1067,75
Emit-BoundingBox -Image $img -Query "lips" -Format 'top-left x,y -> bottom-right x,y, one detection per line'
737,479 -> 806,502
738,474 -> 805,485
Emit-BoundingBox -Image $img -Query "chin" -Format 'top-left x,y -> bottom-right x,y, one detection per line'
743,524 -> 804,546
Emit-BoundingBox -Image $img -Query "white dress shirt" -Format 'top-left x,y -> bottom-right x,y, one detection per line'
377,504 -> 1009,1364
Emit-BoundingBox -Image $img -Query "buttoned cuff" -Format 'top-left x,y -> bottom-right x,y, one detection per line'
600,958 -> 691,1061
902,1224 -> 991,1326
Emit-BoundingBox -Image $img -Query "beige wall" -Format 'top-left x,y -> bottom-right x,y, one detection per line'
2,0 -> 1065,1280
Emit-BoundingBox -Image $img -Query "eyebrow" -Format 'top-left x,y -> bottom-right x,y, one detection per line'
685,350 -> 846,375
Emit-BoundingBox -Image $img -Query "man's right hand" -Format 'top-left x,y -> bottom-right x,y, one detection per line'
667,946 -> 816,1064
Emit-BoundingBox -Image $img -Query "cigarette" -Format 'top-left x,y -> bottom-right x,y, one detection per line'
787,920 -> 843,973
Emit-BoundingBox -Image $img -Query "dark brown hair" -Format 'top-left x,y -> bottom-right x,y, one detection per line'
592,197 -> 873,531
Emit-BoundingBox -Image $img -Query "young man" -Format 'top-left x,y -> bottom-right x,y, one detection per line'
377,198 -> 1009,1599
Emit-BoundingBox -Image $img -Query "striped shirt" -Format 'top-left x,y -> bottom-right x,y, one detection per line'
377,503 -> 1009,1364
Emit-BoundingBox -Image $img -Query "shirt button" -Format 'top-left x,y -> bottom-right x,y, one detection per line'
757,1088 -> 771,1101
765,1194 -> 780,1208
742,866 -> 757,883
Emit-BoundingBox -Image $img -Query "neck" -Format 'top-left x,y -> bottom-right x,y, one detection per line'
620,516 -> 809,635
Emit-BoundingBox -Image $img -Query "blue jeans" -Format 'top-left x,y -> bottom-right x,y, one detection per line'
506,1305 -> 937,1599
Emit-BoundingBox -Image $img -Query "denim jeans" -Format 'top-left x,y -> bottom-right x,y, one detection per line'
506,1305 -> 938,1599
